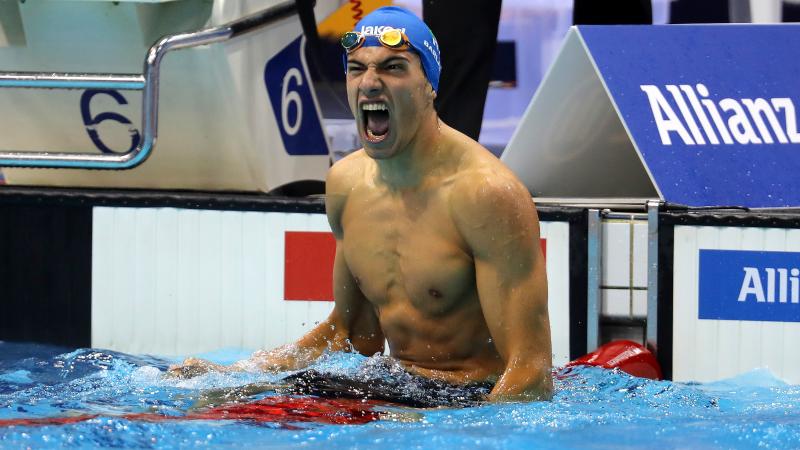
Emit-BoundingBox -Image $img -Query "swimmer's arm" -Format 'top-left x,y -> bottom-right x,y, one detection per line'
170,313 -> 350,376
244,243 -> 384,372
453,175 -> 553,402
246,162 -> 384,372
168,313 -> 350,376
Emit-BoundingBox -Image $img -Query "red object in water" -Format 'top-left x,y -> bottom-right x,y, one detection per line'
137,396 -> 382,425
0,415 -> 99,427
0,396 -> 382,428
566,339 -> 663,380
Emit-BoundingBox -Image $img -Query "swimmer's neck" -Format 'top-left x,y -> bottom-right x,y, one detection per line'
374,115 -> 451,190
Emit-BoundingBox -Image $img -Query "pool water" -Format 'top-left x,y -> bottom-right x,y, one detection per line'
1,341 -> 799,449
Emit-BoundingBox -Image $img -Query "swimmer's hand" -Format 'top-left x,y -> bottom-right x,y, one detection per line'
246,346 -> 321,373
166,357 -> 242,379
190,382 -> 287,410
166,345 -> 320,379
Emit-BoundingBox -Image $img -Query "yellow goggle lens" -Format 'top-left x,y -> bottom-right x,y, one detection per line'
380,29 -> 404,48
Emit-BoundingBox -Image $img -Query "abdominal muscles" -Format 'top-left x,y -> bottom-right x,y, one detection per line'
377,295 -> 505,383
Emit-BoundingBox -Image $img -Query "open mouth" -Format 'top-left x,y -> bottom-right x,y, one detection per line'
361,102 -> 390,144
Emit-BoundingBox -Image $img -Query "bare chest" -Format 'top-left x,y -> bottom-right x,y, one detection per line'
340,189 -> 475,316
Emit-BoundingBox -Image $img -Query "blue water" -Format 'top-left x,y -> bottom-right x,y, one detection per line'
1,341 -> 799,449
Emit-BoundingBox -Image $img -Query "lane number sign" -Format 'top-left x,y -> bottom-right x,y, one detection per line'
264,37 -> 329,156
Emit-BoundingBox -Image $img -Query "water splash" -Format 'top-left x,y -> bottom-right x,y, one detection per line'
1,343 -> 799,449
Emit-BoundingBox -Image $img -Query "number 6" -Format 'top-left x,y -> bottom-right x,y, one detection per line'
281,68 -> 303,136
80,89 -> 141,154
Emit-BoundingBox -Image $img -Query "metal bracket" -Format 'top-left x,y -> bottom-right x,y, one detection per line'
0,0 -> 299,170
586,208 -> 602,352
645,199 -> 662,354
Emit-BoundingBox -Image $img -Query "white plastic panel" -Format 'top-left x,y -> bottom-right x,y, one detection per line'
92,207 -> 334,356
602,221 -> 630,287
602,220 -> 648,288
632,222 -> 648,287
600,219 -> 648,319
631,290 -> 647,318
672,225 -> 800,383
601,289 -> 631,317
540,220 -> 571,367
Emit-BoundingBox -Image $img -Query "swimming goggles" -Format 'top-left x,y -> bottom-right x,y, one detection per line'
340,28 -> 410,53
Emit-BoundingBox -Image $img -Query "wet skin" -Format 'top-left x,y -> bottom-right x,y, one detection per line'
171,45 -> 552,402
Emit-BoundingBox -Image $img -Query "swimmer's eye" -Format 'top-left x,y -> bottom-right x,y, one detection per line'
347,65 -> 365,74
385,64 -> 404,71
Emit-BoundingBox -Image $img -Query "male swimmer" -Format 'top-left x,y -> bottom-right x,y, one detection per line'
171,6 -> 552,403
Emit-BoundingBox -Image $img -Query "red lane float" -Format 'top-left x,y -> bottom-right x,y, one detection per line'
566,339 -> 663,380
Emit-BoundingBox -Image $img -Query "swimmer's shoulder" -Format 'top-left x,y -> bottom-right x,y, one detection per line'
449,165 -> 534,217
325,150 -> 370,231
440,123 -> 516,178
443,126 -> 527,195
444,128 -> 537,229
326,149 -> 370,194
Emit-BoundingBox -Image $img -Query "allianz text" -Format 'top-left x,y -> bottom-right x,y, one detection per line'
739,266 -> 800,303
640,84 -> 800,146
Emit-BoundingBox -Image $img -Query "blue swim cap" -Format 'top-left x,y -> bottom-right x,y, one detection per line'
346,6 -> 442,92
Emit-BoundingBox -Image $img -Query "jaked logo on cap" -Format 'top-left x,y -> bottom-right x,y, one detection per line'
360,25 -> 407,36
698,249 -> 800,322
640,84 -> 800,146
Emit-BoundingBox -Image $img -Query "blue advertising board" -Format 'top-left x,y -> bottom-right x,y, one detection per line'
580,25 -> 800,208
699,249 -> 800,322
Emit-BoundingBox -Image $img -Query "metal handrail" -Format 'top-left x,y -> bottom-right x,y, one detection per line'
0,0 -> 299,170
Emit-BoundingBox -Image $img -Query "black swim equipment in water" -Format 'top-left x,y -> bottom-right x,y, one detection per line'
279,369 -> 493,408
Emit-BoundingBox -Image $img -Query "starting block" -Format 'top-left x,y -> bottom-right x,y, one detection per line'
0,0 -> 330,192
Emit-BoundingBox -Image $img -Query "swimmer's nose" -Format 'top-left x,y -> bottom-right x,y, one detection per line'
359,67 -> 383,96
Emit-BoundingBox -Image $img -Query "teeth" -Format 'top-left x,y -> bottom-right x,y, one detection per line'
362,103 -> 388,111
366,129 -> 385,140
